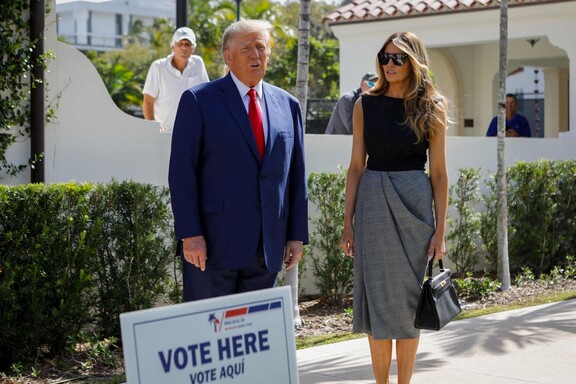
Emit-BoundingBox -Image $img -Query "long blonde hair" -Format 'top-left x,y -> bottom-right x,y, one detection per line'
367,32 -> 448,142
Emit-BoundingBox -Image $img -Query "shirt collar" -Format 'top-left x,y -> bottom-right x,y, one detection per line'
230,71 -> 263,100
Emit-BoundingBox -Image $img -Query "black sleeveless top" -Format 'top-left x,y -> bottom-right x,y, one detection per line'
362,94 -> 428,171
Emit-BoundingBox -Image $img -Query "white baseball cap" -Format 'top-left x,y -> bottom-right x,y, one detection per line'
171,27 -> 196,47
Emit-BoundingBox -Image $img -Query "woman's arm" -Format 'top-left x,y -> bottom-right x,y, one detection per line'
427,108 -> 448,260
340,98 -> 367,257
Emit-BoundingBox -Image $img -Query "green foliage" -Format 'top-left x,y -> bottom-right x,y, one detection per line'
0,182 -> 176,368
344,307 -> 353,318
187,0 -> 235,77
86,180 -> 176,337
507,160 -> 558,276
264,1 -> 340,98
564,256 -> 576,279
514,266 -> 536,286
0,1 -> 53,177
0,183 -> 97,367
514,256 -> 576,287
479,174 -> 498,272
83,0 -> 340,116
479,159 -> 576,277
72,334 -> 120,369
307,169 -> 353,304
447,168 -> 483,275
549,160 -> 576,267
455,273 -> 499,301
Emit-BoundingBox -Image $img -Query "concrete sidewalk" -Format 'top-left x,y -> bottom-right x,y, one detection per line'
297,299 -> 576,384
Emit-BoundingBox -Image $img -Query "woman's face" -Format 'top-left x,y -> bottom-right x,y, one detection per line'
380,42 -> 412,85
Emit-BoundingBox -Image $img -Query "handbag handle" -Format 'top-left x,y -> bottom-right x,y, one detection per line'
426,258 -> 446,279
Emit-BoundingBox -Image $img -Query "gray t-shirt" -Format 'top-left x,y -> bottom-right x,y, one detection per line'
324,88 -> 361,135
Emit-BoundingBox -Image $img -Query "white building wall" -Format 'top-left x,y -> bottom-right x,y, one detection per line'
90,11 -> 117,47
56,0 -> 175,51
330,2 -> 575,138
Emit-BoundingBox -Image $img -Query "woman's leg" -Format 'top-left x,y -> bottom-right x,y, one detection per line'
368,336 -> 393,384
395,338 -> 420,384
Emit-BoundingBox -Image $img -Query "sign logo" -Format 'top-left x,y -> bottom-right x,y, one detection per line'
208,300 -> 282,333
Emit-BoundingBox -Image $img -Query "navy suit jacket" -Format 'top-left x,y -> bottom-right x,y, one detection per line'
168,73 -> 308,273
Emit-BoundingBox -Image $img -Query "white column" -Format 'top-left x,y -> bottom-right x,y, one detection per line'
73,9 -> 89,46
548,29 -> 576,135
543,68 -> 560,138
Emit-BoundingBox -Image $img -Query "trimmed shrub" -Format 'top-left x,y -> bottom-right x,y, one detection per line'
0,183 -> 96,367
86,180 -> 176,337
447,168 -> 483,275
0,181 -> 175,368
307,170 -> 353,304
507,160 -> 558,276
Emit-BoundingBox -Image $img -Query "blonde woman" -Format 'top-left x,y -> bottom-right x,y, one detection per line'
340,32 -> 449,384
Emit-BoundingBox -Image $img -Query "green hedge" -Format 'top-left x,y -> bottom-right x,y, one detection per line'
507,159 -> 576,275
449,159 -> 576,276
0,181 -> 176,368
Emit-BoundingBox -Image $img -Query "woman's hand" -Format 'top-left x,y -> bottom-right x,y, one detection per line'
427,231 -> 446,261
340,226 -> 355,258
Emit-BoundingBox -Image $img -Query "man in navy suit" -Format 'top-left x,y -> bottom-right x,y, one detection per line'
168,19 -> 308,302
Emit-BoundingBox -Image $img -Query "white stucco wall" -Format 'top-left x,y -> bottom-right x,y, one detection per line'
330,2 -> 575,138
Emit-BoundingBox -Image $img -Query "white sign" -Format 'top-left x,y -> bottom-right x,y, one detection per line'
120,286 -> 298,384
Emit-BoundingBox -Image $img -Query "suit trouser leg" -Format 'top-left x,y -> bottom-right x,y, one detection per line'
182,242 -> 278,302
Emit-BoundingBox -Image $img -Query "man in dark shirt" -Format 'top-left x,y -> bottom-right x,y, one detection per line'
325,72 -> 378,135
486,93 -> 531,137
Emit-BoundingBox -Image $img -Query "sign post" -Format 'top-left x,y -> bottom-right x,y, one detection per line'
120,286 -> 298,384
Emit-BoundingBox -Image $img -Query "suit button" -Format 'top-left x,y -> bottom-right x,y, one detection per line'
257,201 -> 262,208
259,174 -> 265,179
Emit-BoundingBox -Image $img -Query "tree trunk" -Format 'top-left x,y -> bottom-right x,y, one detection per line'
286,0 -> 311,327
497,0 -> 511,290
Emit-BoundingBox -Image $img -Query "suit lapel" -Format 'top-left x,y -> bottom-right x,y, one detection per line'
218,74 -> 262,161
262,83 -> 280,159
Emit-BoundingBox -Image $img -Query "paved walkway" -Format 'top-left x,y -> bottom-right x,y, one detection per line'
297,299 -> 576,384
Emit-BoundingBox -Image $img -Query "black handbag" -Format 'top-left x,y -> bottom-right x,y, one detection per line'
414,258 -> 462,331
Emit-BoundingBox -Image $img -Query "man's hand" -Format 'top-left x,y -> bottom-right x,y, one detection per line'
506,129 -> 520,137
284,240 -> 304,269
182,236 -> 207,271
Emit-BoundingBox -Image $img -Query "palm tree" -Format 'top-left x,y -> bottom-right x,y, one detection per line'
496,0 -> 511,290
285,0 -> 311,327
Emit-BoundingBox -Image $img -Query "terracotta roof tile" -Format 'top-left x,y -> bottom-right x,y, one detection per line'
324,0 -> 564,25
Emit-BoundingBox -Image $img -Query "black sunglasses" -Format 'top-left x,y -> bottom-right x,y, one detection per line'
378,52 -> 409,66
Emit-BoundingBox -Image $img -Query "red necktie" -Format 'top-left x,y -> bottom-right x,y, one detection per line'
248,88 -> 265,159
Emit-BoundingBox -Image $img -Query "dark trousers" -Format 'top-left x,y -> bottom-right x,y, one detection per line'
181,243 -> 278,302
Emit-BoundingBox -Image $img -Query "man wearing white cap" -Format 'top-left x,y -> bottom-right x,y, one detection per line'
143,27 -> 209,132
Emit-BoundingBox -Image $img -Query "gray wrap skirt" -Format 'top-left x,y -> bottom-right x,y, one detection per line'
353,169 -> 435,339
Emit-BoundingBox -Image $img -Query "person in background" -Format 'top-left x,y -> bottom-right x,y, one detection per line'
168,19 -> 308,302
325,72 -> 378,135
486,93 -> 531,137
340,32 -> 449,384
142,27 -> 209,132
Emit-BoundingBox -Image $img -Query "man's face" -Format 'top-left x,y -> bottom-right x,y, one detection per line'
505,96 -> 517,116
172,39 -> 194,60
224,32 -> 270,87
360,79 -> 376,92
